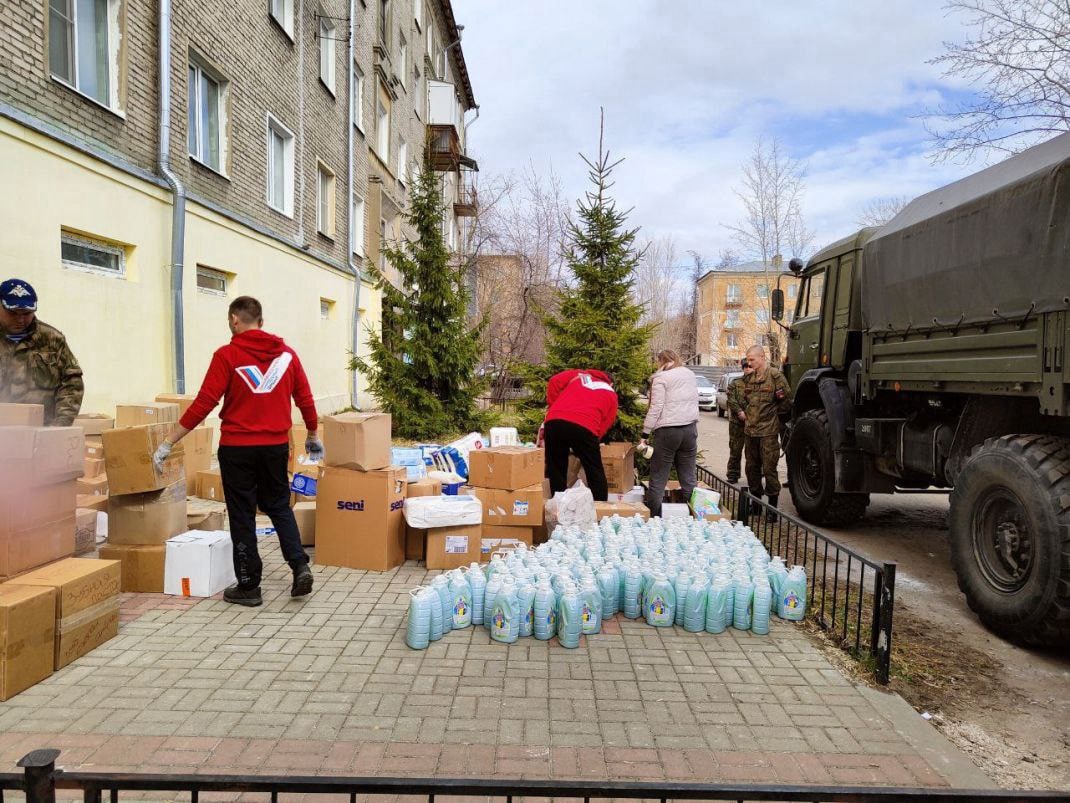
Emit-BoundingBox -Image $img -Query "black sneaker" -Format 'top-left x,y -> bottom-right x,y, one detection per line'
291,563 -> 313,597
223,584 -> 263,607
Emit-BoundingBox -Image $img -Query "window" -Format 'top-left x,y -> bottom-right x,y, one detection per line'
352,63 -> 365,132
398,36 -> 408,88
398,141 -> 408,186
757,284 -> 769,298
726,333 -> 738,349
196,265 -> 228,295
379,218 -> 388,272
788,284 -> 798,299
319,14 -> 336,93
187,58 -> 225,172
266,115 -> 295,216
48,0 -> 120,108
351,193 -> 365,255
798,270 -> 825,318
270,0 -> 294,37
756,308 -> 770,324
413,0 -> 422,29
61,231 -> 124,277
317,162 -> 336,237
725,310 -> 741,328
320,298 -> 334,319
376,91 -> 390,163
378,0 -> 389,46
726,283 -> 741,302
426,25 -> 434,72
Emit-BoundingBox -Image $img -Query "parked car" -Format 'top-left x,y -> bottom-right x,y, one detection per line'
696,375 -> 717,411
715,371 -> 743,417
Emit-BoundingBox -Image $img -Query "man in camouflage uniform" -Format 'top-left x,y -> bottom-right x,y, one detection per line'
0,279 -> 83,426
739,344 -> 790,522
725,357 -> 752,483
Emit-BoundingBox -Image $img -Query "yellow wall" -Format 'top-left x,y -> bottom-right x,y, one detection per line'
0,117 -> 379,422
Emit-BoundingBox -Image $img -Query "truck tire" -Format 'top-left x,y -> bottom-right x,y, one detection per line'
949,434 -> 1070,647
787,409 -> 868,527
718,405 -> 725,418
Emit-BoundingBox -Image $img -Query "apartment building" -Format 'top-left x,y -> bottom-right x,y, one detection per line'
0,0 -> 476,416
695,261 -> 800,366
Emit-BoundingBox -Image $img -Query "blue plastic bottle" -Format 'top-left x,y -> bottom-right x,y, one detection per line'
428,585 -> 444,641
683,577 -> 708,633
467,563 -> 487,626
622,563 -> 642,619
490,577 -> 519,644
644,574 -> 676,627
752,578 -> 772,635
779,566 -> 807,621
432,575 -> 453,635
558,584 -> 582,648
483,572 -> 504,633
579,575 -> 602,635
705,575 -> 730,634
674,572 -> 691,627
597,564 -> 619,617
533,578 -> 557,640
517,576 -> 537,638
732,577 -> 753,631
449,570 -> 473,629
406,587 -> 433,650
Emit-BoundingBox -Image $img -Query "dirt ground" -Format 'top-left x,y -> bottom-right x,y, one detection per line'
696,412 -> 1070,791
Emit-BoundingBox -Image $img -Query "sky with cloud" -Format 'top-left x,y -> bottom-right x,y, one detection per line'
451,0 -> 986,265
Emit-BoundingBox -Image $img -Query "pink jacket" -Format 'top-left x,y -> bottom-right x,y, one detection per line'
642,365 -> 699,435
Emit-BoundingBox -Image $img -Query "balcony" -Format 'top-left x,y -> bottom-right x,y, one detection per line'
454,171 -> 477,217
725,294 -> 742,307
428,124 -> 461,172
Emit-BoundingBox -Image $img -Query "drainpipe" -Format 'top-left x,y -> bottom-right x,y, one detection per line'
348,0 -> 362,409
158,0 -> 186,393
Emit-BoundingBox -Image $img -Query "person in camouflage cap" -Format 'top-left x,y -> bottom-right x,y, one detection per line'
725,357 -> 753,483
739,344 -> 790,522
0,278 -> 83,426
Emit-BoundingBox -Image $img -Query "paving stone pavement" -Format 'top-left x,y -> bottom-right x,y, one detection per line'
0,538 -> 990,799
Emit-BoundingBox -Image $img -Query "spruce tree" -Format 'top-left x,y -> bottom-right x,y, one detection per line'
351,150 -> 486,439
518,118 -> 655,442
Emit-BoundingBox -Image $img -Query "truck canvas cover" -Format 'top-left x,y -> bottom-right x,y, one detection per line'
862,132 -> 1070,333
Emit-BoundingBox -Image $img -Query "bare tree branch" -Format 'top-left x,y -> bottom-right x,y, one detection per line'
855,195 -> 911,227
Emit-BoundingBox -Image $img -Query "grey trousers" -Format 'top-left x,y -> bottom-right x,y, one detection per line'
645,421 -> 698,518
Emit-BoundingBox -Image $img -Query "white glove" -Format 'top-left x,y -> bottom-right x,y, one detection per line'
152,441 -> 173,472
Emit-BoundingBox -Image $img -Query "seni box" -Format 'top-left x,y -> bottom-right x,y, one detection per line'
315,466 -> 407,572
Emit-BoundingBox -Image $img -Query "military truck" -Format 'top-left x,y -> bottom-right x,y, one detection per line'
770,133 -> 1070,645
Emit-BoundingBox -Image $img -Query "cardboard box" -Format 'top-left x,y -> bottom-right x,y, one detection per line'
480,524 -> 535,561
84,438 -> 104,460
293,501 -> 316,546
405,525 -> 426,561
187,509 -> 225,531
115,402 -> 179,428
10,558 -> 120,669
74,414 -> 113,436
315,466 -> 406,571
0,481 -> 76,580
288,424 -> 309,473
98,544 -> 166,592
322,413 -> 391,471
101,425 -> 184,496
154,394 -> 196,419
182,427 -> 214,496
661,503 -> 692,519
695,506 -> 728,523
74,508 -> 97,555
77,494 -> 108,513
164,531 -> 236,597
601,442 -> 636,494
467,447 -> 544,491
76,474 -> 108,496
426,524 -> 481,570
470,484 -> 544,527
83,457 -> 105,479
0,426 -> 84,487
594,501 -> 650,521
0,584 -> 56,700
196,469 -> 224,501
406,478 -> 441,498
0,403 -> 44,426
107,481 -> 187,546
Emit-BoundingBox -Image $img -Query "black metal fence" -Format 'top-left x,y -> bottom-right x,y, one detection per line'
4,750 -> 1070,803
696,466 -> 896,685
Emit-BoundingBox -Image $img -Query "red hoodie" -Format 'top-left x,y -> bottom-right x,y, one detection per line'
544,369 -> 618,438
180,329 -> 319,447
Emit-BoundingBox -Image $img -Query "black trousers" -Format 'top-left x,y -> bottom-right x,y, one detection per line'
645,422 -> 698,518
544,419 -> 608,501
218,443 -> 308,589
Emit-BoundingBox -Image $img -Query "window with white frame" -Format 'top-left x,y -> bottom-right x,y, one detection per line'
187,57 -> 226,172
726,333 -> 738,349
398,141 -> 408,186
398,35 -> 407,88
352,62 -> 364,132
756,308 -> 770,324
266,115 -> 295,216
726,283 -> 741,302
60,231 -> 125,277
725,309 -> 741,328
376,91 -> 390,163
320,298 -> 334,319
270,0 -> 294,37
48,0 -> 122,109
756,283 -> 769,298
788,284 -> 798,299
318,13 -> 336,93
317,162 -> 336,237
351,193 -> 365,256
196,265 -> 229,296
378,0 -> 389,46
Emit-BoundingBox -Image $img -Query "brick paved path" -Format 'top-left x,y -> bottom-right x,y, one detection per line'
0,541 -> 986,798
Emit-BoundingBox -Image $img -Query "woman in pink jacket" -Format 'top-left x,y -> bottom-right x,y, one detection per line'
641,350 -> 699,517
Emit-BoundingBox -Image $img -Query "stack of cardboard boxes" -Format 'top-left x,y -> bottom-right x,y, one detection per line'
98,415 -> 187,592
74,413 -> 113,514
314,413 -> 407,572
466,447 -> 546,562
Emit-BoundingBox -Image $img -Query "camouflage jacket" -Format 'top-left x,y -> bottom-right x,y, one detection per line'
726,376 -> 746,421
0,319 -> 83,426
741,366 -> 790,437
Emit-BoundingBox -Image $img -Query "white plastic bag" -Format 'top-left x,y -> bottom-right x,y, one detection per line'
545,483 -> 597,531
403,494 -> 483,528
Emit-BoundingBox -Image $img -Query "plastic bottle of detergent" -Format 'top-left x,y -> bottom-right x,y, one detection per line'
405,587 -> 433,650
767,558 -> 788,615
466,563 -> 486,626
673,572 -> 691,627
428,584 -> 444,642
596,563 -> 619,617
533,578 -> 557,640
483,572 -> 505,633
490,577 -> 519,644
705,574 -> 730,634
431,575 -> 453,635
517,575 -> 537,638
644,573 -> 676,627
732,576 -> 753,631
557,583 -> 582,649
779,566 -> 807,621
752,577 -> 772,635
448,570 -> 473,629
683,576 -> 708,633
579,575 -> 602,635
622,562 -> 642,619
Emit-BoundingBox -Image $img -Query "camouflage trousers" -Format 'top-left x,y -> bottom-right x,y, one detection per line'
726,422 -> 744,480
745,434 -> 782,497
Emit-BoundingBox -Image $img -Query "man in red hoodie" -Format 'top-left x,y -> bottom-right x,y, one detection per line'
542,369 -> 618,501
153,296 -> 321,607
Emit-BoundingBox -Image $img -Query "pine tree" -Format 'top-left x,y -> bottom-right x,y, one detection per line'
518,114 -> 655,442
351,149 -> 486,439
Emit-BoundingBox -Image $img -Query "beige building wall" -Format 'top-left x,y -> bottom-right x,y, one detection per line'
696,266 -> 800,366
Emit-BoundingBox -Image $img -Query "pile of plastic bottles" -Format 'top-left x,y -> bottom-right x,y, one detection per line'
405,515 -> 808,650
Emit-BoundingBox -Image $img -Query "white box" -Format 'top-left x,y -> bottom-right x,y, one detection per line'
164,530 -> 236,597
661,503 -> 692,519
402,494 -> 482,528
